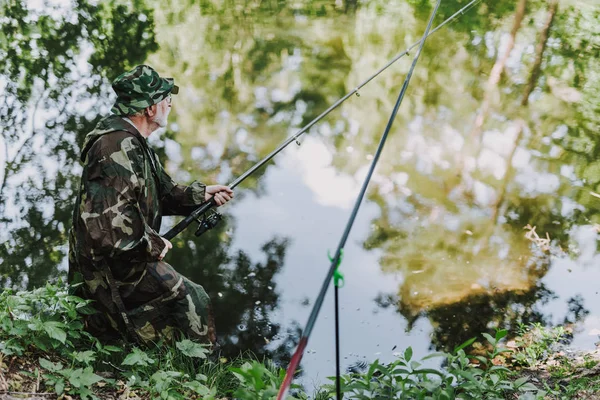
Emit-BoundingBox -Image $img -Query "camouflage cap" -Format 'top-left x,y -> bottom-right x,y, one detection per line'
111,65 -> 179,116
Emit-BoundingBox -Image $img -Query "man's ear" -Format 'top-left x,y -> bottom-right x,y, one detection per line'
146,104 -> 157,117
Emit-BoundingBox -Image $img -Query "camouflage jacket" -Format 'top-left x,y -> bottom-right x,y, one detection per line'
68,115 -> 206,334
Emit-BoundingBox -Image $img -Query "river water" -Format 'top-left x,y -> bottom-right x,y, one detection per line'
2,0 -> 599,388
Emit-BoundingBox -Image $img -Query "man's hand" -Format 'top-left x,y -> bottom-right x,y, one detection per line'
158,237 -> 172,261
205,185 -> 234,206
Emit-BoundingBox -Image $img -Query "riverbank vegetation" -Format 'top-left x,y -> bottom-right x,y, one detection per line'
1,284 -> 599,399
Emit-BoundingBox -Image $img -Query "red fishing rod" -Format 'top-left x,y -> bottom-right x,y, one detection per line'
275,0 -> 482,398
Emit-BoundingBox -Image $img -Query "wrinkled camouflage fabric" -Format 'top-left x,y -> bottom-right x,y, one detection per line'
68,114 -> 216,345
111,64 -> 179,117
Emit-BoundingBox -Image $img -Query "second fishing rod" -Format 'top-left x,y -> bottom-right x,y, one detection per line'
162,0 -> 481,242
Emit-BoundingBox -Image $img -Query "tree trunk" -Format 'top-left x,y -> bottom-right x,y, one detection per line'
492,120 -> 525,224
521,0 -> 558,106
470,0 -> 527,143
492,0 -> 559,223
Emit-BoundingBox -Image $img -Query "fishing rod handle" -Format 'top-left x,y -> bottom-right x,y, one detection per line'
162,198 -> 215,240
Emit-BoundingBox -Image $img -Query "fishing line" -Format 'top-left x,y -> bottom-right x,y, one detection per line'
162,0 -> 482,241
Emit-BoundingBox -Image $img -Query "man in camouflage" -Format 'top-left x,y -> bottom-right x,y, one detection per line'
68,65 -> 233,345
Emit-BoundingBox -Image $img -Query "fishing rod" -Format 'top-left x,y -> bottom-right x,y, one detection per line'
275,0 -> 442,397
162,0 -> 481,241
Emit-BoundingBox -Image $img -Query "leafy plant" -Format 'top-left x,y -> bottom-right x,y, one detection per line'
513,323 -> 567,367
0,283 -> 96,356
38,357 -> 104,400
230,361 -> 287,399
326,330 -> 544,400
0,284 -> 591,399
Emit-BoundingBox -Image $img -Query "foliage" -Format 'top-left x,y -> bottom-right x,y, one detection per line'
230,361 -> 289,399
3,284 -> 599,398
326,329 -> 543,399
0,282 -> 96,356
512,322 -> 568,368
0,284 -> 238,398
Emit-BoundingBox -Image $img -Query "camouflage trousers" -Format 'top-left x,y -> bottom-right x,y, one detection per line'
78,261 -> 216,345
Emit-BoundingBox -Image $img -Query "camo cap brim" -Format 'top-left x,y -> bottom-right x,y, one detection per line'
111,65 -> 179,116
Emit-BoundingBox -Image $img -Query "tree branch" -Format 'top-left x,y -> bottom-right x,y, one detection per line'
521,0 -> 558,106
470,0 -> 527,143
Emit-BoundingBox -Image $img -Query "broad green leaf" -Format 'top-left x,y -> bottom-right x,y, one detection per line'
471,355 -> 489,366
68,367 -> 103,388
39,358 -> 63,372
519,382 -> 539,391
195,373 -> 208,382
73,350 -> 96,365
490,374 -> 500,385
122,347 -> 155,367
55,379 -> 65,394
43,321 -> 67,344
183,380 -> 210,395
514,376 -> 529,387
176,339 -> 209,358
404,346 -> 413,362
495,329 -> 508,341
482,333 -> 496,346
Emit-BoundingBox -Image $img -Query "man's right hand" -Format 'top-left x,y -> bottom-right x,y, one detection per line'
205,185 -> 234,206
158,237 -> 172,261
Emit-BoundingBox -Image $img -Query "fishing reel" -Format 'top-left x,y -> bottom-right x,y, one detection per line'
195,209 -> 223,237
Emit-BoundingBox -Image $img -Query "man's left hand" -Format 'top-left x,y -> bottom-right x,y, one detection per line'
205,185 -> 234,206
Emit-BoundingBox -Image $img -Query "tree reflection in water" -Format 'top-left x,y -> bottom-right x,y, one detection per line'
2,0 -> 600,370
166,226 -> 298,363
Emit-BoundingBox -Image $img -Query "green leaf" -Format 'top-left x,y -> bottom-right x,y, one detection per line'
176,339 -> 209,358
183,380 -> 210,395
195,373 -> 208,382
471,355 -> 489,366
412,368 -> 444,377
70,367 -> 103,387
488,365 -> 511,373
42,321 -> 67,344
39,358 -> 63,372
495,329 -> 508,341
404,346 -> 413,362
490,374 -> 500,385
122,347 -> 155,367
513,376 -> 529,387
390,368 -> 411,376
518,382 -> 539,391
55,379 -> 65,394
421,352 -> 446,361
103,345 -> 122,353
482,333 -> 496,346
366,359 -> 379,379
73,350 -> 96,365
454,337 -> 476,353
229,367 -> 246,383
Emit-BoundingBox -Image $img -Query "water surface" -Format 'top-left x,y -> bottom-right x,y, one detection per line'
2,0 -> 600,387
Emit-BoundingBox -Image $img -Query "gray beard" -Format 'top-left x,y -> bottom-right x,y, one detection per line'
152,114 -> 168,128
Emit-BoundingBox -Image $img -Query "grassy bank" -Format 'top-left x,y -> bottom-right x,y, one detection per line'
1,284 -> 599,399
